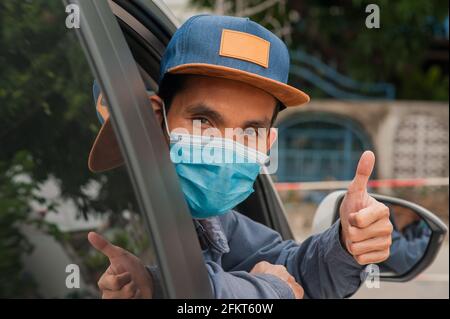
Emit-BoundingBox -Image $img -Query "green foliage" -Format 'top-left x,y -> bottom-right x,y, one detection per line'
190,0 -> 449,100
0,151 -> 37,297
294,0 -> 449,100
0,0 -> 137,217
0,0 -> 138,296
400,65 -> 449,101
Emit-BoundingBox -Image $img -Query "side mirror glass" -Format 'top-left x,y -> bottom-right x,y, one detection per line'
381,203 -> 432,278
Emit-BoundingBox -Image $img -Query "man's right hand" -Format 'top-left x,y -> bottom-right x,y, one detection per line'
88,232 -> 153,299
250,261 -> 304,299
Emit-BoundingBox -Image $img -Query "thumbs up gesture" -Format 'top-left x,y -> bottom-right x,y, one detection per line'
339,151 -> 393,265
88,232 -> 153,298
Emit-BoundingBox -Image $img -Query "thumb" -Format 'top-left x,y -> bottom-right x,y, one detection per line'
348,151 -> 375,193
88,232 -> 124,260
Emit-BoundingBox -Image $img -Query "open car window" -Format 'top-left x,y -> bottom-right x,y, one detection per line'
0,1 -> 159,298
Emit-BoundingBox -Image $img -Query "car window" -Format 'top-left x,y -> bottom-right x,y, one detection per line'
0,1 -> 161,298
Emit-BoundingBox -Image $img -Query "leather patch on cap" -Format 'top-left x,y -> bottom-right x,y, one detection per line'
219,29 -> 270,68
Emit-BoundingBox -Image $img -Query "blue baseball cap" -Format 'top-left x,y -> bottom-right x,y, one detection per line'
159,14 -> 309,107
89,14 -> 309,172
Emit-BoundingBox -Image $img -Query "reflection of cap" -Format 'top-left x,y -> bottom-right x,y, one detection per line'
88,14 -> 310,172
88,82 -> 154,172
88,82 -> 119,172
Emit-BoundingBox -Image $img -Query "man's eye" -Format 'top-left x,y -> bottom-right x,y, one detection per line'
244,128 -> 258,136
196,117 -> 212,125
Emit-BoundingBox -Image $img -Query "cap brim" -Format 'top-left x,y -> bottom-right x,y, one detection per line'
167,63 -> 310,107
89,63 -> 309,172
88,118 -> 124,172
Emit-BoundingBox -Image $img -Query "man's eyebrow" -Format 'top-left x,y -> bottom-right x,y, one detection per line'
185,103 -> 225,125
242,118 -> 272,130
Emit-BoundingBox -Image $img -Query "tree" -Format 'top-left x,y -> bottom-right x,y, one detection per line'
189,0 -> 449,100
289,0 -> 449,100
0,0 -> 138,296
190,0 -> 299,44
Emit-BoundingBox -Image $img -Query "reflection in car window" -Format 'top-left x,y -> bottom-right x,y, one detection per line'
0,1 -> 158,298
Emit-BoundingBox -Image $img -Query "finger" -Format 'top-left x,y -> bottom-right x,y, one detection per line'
293,284 -> 304,299
105,263 -> 127,277
98,272 -> 132,291
355,249 -> 391,265
349,203 -> 389,228
101,286 -> 137,300
102,290 -> 124,299
348,151 -> 375,194
346,218 -> 393,242
287,278 -> 304,299
98,266 -> 114,291
273,265 -> 291,282
250,261 -> 269,273
122,281 -> 139,299
110,263 -> 127,275
88,232 -> 124,259
348,235 -> 392,256
132,288 -> 142,299
98,272 -> 131,291
105,265 -> 115,275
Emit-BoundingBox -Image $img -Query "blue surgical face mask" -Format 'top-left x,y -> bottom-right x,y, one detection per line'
161,103 -> 269,219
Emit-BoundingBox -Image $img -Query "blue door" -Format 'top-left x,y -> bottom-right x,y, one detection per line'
277,112 -> 374,183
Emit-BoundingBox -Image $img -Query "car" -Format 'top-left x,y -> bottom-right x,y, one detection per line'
70,0 -> 447,297
2,0 -> 447,299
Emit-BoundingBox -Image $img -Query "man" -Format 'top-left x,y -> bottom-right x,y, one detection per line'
87,15 -> 393,299
381,206 -> 431,275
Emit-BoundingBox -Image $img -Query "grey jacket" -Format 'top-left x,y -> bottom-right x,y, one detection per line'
150,210 -> 364,299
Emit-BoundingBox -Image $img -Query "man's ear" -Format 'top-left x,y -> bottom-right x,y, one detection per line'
266,128 -> 278,151
149,94 -> 164,125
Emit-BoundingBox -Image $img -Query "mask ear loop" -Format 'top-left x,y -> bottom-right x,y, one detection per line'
259,127 -> 277,167
161,100 -> 180,143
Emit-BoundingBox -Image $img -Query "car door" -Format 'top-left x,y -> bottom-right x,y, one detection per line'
67,0 -> 212,298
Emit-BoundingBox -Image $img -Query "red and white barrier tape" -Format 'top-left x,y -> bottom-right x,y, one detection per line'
275,177 -> 450,191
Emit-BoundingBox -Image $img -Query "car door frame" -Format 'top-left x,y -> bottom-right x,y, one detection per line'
66,0 -> 213,298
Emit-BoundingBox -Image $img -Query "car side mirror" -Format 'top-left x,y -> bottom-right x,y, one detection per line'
312,190 -> 448,282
